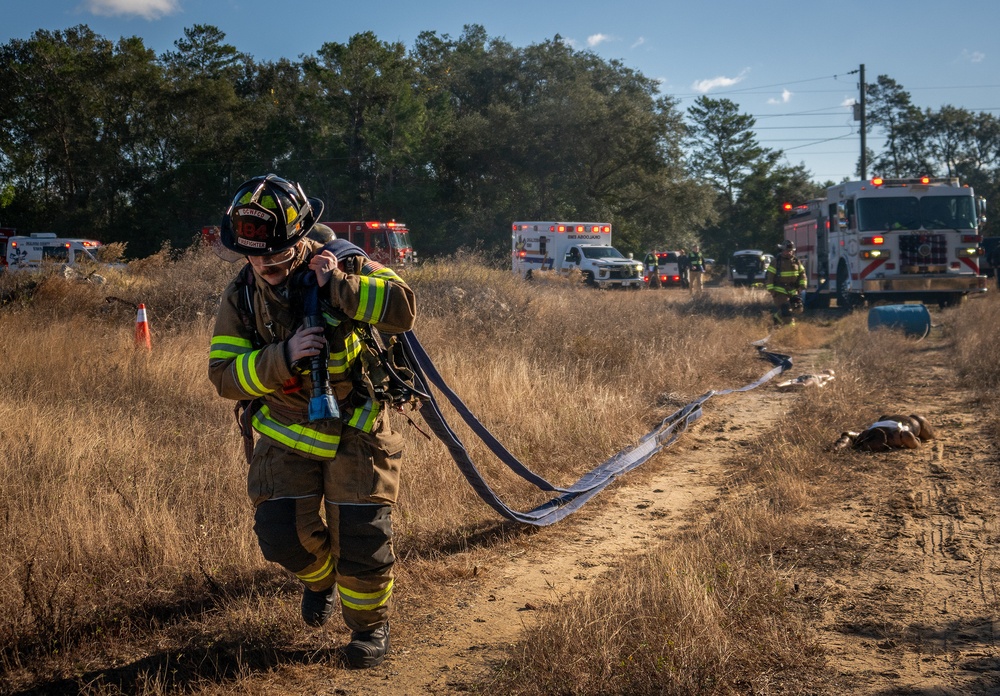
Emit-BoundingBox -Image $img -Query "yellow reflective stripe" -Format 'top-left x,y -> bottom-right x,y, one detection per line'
347,398 -> 381,432
338,579 -> 393,610
368,267 -> 402,282
327,333 -> 363,375
297,554 -> 334,583
236,350 -> 273,397
355,276 -> 387,323
210,334 -> 253,359
251,405 -> 340,457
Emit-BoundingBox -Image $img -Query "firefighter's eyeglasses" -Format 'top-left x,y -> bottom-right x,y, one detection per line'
255,247 -> 296,267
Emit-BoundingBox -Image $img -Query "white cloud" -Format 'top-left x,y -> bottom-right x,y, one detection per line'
631,37 -> 645,49
86,0 -> 180,20
841,97 -> 857,107
961,49 -> 985,63
691,68 -> 750,94
767,89 -> 792,105
587,33 -> 612,47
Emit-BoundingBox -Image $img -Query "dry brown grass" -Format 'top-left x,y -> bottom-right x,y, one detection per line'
0,251 -> 783,692
4,249 -> 996,694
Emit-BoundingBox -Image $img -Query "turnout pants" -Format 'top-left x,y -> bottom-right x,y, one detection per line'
247,417 -> 404,632
770,292 -> 796,325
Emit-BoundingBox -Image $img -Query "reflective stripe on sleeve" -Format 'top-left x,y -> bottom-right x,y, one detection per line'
210,334 -> 252,359
236,350 -> 274,397
354,276 -> 388,323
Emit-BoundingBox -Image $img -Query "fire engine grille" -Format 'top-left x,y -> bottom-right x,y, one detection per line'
899,233 -> 947,273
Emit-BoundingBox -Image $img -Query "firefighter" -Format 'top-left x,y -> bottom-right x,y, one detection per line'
765,240 -> 807,325
645,250 -> 661,289
678,249 -> 690,289
208,174 -> 416,669
688,244 -> 706,293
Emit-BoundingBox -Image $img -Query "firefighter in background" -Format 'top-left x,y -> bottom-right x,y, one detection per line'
688,244 -> 706,294
765,240 -> 807,325
644,250 -> 661,288
208,174 -> 416,669
678,249 -> 690,289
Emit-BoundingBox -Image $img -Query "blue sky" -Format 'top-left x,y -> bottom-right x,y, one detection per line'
3,0 -> 999,183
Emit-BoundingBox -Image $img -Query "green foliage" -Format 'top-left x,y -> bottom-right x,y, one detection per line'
1,25 -> 998,258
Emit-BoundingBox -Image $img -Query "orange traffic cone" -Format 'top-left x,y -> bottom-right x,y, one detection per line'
134,303 -> 152,350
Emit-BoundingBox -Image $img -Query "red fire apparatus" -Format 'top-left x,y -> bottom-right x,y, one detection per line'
783,176 -> 987,308
322,221 -> 416,268
202,220 -> 416,268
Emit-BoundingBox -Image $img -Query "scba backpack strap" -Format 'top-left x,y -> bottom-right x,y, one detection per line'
312,240 -> 431,410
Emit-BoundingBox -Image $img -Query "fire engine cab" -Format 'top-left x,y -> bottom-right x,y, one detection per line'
321,221 -> 416,268
784,177 -> 988,308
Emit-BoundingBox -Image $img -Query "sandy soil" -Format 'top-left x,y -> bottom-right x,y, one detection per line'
246,324 -> 999,696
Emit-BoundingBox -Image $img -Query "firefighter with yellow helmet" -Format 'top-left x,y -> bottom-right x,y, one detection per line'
208,174 -> 416,668
765,240 -> 807,325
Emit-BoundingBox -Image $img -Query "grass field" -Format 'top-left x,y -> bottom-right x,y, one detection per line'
1,247 -> 996,694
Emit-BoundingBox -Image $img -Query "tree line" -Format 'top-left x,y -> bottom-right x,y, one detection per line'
1,24 -> 996,261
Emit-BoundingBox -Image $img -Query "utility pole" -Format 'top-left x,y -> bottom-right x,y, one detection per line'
859,64 -> 867,179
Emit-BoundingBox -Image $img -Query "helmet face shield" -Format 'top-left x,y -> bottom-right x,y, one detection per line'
220,174 -> 323,256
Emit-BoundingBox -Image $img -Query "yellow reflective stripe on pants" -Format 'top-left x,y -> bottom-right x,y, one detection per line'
297,553 -> 335,584
251,405 -> 340,457
338,579 -> 393,611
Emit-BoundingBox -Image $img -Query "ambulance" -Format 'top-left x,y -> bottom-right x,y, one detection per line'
783,177 -> 988,308
511,221 -> 644,288
3,233 -> 106,271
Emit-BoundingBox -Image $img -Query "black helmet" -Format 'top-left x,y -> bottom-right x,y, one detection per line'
781,240 -> 796,252
220,174 -> 324,256
307,223 -> 337,245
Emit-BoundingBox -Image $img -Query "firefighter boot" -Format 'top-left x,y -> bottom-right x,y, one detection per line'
301,586 -> 336,627
344,621 -> 390,669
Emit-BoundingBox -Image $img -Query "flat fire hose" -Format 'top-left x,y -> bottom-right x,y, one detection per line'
400,332 -> 792,526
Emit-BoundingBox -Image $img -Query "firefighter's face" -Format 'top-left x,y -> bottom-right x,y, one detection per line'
248,245 -> 298,285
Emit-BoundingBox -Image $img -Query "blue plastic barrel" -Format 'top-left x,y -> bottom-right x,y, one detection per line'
867,304 -> 931,338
